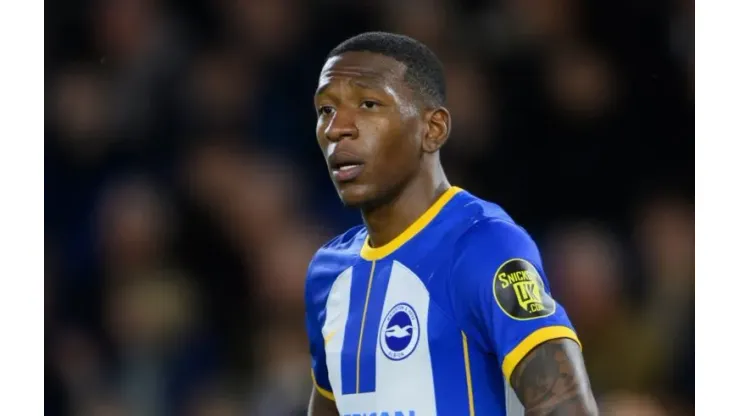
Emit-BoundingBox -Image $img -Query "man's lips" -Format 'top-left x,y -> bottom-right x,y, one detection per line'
332,163 -> 364,182
328,151 -> 365,183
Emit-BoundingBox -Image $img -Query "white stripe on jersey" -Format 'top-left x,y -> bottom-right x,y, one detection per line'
324,266 -> 352,397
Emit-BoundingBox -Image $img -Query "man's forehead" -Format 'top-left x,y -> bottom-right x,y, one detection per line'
318,52 -> 406,86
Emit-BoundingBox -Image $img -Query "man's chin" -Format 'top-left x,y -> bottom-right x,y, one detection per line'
336,182 -> 373,209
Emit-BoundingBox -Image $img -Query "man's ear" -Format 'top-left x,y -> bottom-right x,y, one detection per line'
422,107 -> 451,153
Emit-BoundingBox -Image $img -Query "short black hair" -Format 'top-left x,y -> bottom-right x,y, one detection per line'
327,32 -> 446,107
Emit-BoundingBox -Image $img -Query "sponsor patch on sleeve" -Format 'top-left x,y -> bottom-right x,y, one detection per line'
493,258 -> 556,320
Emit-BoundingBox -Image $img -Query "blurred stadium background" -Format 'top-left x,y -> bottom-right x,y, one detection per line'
45,0 -> 694,415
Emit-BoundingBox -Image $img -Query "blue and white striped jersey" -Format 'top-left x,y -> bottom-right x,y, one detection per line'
305,187 -> 580,416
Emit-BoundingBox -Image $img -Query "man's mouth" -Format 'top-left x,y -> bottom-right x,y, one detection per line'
332,163 -> 364,182
328,151 -> 365,183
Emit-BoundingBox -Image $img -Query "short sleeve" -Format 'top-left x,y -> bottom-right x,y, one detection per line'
305,269 -> 335,401
449,219 -> 581,384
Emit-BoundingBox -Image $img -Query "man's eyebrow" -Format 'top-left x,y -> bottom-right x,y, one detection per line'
315,83 -> 331,97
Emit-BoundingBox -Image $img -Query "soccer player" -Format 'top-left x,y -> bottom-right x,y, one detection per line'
305,32 -> 598,416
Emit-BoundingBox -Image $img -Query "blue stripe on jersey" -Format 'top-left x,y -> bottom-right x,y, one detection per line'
469,341 -> 504,414
428,300 -> 470,415
357,259 -> 392,393
341,260 -> 373,395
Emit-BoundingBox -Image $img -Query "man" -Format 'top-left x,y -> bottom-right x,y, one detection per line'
305,32 -> 598,416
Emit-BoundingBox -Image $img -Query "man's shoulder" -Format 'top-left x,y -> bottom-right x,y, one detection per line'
449,191 -> 531,252
306,224 -> 365,285
454,218 -> 533,253
447,194 -> 541,280
403,190 -> 531,266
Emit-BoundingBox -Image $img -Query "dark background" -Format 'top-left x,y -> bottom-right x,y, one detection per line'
45,0 -> 694,415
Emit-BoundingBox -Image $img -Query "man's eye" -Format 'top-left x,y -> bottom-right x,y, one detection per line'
360,101 -> 379,109
318,106 -> 334,116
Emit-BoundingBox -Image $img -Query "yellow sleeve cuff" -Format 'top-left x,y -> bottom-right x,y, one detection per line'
311,369 -> 335,401
501,325 -> 582,384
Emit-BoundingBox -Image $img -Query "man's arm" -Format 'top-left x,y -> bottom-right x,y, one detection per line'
448,220 -> 597,414
308,388 -> 339,416
510,339 -> 599,416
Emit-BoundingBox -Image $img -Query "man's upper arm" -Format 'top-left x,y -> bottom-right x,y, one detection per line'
509,338 -> 597,415
450,219 -> 596,413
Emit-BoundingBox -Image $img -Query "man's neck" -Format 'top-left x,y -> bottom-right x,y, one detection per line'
361,173 -> 450,249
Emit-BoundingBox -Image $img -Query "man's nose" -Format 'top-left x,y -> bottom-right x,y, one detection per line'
325,109 -> 358,142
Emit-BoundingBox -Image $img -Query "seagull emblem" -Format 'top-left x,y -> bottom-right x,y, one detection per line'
385,325 -> 413,339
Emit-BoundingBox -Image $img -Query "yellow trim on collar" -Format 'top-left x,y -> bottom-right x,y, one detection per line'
360,186 -> 462,260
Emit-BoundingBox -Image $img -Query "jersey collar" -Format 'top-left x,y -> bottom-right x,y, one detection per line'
360,186 -> 463,261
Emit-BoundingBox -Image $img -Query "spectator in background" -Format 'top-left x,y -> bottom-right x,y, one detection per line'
544,43 -> 617,121
52,326 -> 106,412
439,55 -> 498,194
95,178 -> 219,415
105,269 -> 212,416
544,223 -> 667,399
599,392 -> 668,416
246,321 -> 313,415
50,65 -> 112,166
95,0 -> 189,156
633,192 -> 695,408
476,0 -> 581,53
182,141 -> 311,251
96,177 -> 173,281
46,65 -> 115,276
180,47 -> 257,133
75,391 -> 130,416
222,0 -> 308,65
380,0 -> 454,53
181,138 -> 327,412
185,385 -> 244,416
634,192 -> 694,329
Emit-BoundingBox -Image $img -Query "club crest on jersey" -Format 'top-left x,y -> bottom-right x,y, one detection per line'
379,303 -> 420,361
493,258 -> 556,320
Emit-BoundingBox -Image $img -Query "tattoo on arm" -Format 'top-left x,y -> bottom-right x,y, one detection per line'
510,339 -> 598,416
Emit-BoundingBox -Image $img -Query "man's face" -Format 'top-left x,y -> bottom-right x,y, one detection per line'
314,51 -> 425,208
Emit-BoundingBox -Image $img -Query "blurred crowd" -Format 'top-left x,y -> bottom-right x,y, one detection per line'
45,0 -> 694,415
